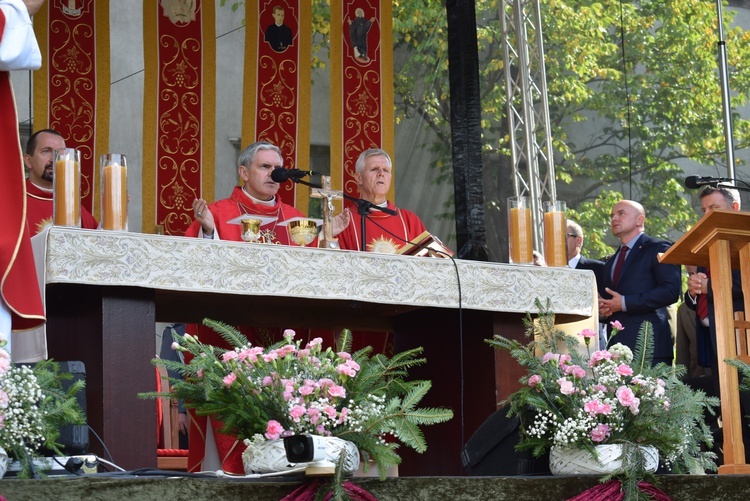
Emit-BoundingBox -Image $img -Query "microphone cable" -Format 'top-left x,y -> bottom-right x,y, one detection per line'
363,214 -> 467,449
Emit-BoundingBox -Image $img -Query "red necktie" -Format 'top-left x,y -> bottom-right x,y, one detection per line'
612,245 -> 628,286
697,268 -> 710,320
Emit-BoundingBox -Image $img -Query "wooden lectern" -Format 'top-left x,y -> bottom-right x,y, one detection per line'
659,209 -> 750,474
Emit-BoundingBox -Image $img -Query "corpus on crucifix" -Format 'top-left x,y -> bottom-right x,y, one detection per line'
310,176 -> 343,249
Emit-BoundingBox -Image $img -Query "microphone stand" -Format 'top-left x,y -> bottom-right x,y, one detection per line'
715,0 -> 736,180
289,178 -> 397,251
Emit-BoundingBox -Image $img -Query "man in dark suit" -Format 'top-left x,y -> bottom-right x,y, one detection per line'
684,185 -> 748,462
685,186 -> 743,377
567,220 -> 607,347
597,200 -> 681,364
566,220 -> 604,278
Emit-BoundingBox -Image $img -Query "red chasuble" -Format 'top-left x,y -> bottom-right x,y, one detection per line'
184,186 -> 310,473
25,179 -> 99,235
184,186 -> 307,245
0,8 -> 44,331
337,200 -> 427,253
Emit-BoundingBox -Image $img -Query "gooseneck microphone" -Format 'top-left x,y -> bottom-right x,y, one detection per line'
684,175 -> 734,189
271,168 -> 318,183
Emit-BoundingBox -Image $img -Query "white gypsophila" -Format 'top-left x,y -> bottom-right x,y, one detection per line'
527,410 -> 556,439
552,410 -> 598,446
345,394 -> 388,436
0,365 -> 46,450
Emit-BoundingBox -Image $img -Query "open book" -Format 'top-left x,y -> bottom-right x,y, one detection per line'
397,231 -> 454,258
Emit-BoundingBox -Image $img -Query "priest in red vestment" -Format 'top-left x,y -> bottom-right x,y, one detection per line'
0,0 -> 47,338
337,148 -> 429,253
24,129 -> 99,235
184,141 -> 313,474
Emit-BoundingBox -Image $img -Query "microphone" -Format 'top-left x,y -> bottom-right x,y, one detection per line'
271,168 -> 318,183
684,175 -> 734,189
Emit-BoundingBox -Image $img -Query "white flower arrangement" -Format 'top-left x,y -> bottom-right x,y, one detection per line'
0,335 -> 85,478
487,302 -> 719,498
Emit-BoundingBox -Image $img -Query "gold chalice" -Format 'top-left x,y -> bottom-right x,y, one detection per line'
288,219 -> 318,246
240,218 -> 262,242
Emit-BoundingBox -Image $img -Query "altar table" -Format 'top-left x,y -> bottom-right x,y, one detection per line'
35,227 -> 597,474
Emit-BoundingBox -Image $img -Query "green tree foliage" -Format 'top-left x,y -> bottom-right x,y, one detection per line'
389,0 -> 750,259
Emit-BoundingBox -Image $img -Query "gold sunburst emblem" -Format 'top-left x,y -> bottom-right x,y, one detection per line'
367,237 -> 400,254
36,217 -> 54,235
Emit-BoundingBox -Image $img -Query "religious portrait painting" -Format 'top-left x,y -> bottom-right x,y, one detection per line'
346,6 -> 378,64
160,0 -> 197,26
262,2 -> 297,53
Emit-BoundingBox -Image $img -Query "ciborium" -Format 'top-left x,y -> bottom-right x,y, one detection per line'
288,219 -> 318,246
240,218 -> 263,243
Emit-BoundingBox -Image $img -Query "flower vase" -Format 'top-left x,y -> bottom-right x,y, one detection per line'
243,436 -> 360,475
0,447 -> 7,478
549,444 -> 658,475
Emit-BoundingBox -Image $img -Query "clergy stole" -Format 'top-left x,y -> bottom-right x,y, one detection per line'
33,1 -> 110,218
143,0 -> 216,236
242,1 -> 312,212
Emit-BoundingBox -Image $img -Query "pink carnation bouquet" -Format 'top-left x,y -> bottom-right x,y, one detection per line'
487,302 -> 719,482
147,319 -> 452,478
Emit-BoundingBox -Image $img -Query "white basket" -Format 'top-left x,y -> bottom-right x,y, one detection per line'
242,436 -> 359,475
0,447 -> 7,479
549,444 -> 658,475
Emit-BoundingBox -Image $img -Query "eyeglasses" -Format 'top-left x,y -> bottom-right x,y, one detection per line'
566,233 -> 578,238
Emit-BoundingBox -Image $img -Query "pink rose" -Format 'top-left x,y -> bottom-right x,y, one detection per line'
223,373 -> 236,386
222,350 -> 238,362
283,329 -> 296,341
528,374 -> 542,387
324,406 -> 337,419
590,424 -> 610,443
265,420 -> 284,440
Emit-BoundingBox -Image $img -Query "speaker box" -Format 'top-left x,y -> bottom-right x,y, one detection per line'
461,405 -> 549,476
20,361 -> 89,456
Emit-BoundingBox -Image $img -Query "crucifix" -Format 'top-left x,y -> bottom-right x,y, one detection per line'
310,176 -> 343,249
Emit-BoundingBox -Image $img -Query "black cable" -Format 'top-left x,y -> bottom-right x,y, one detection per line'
87,424 -> 117,465
362,214 -> 465,447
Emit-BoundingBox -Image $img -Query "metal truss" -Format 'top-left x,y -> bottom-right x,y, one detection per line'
500,0 -> 557,251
